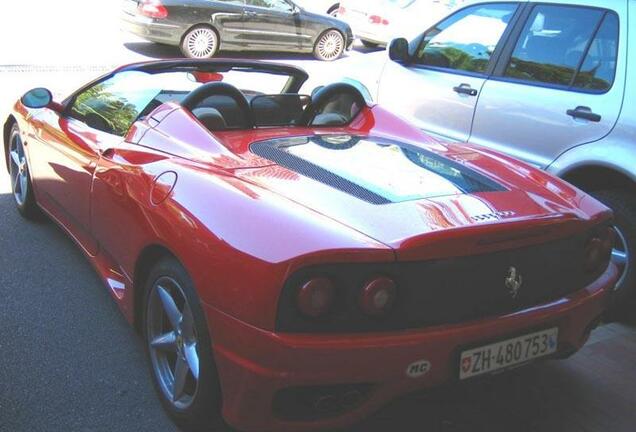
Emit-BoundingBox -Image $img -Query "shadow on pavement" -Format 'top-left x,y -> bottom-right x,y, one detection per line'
122,41 -> 383,61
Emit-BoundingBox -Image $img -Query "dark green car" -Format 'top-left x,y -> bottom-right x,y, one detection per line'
122,0 -> 354,61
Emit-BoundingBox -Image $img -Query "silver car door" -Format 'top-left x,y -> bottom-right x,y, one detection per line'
377,2 -> 521,142
470,1 -> 627,168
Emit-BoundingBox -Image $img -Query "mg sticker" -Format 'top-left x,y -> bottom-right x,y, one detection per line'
406,360 -> 431,378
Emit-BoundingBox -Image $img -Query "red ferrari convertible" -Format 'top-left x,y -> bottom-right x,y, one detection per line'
3,60 -> 619,432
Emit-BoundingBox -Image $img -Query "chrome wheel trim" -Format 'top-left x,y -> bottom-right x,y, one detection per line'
185,27 -> 217,58
9,131 -> 28,206
317,30 -> 344,60
613,226 -> 630,290
147,277 -> 200,410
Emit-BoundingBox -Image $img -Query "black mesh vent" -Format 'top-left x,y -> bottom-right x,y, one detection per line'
250,135 -> 505,205
251,141 -> 391,205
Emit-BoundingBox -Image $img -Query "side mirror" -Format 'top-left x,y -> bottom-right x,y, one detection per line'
21,87 -> 64,112
389,38 -> 410,64
21,88 -> 53,109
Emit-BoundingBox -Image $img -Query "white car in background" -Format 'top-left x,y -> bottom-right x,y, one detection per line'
294,0 -> 340,16
338,0 -> 463,47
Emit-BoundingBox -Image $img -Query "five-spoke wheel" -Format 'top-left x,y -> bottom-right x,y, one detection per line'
147,277 -> 200,408
143,258 -> 225,431
8,124 -> 39,219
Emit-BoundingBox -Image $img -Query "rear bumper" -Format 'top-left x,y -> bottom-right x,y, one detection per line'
205,264 -> 617,432
120,12 -> 183,45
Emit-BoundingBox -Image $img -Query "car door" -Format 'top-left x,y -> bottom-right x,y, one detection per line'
377,2 -> 521,142
29,71 -> 162,254
470,1 -> 627,168
242,0 -> 304,49
204,0 -> 249,45
28,109 -> 120,256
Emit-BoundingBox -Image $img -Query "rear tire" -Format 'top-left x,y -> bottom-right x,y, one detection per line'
142,257 -> 228,431
590,189 -> 636,321
180,25 -> 219,59
8,124 -> 41,220
313,29 -> 345,61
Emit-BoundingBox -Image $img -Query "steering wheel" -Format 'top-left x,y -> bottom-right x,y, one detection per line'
181,82 -> 255,129
301,82 -> 367,126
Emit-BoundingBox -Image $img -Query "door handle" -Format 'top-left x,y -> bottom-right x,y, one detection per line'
453,84 -> 478,97
567,106 -> 601,123
244,10 -> 257,17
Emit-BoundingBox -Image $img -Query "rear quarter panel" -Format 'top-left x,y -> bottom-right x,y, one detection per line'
92,140 -> 392,331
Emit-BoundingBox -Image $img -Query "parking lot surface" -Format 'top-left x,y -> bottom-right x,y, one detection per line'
1,1 -> 636,431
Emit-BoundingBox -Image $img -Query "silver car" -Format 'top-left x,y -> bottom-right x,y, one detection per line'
357,0 -> 634,317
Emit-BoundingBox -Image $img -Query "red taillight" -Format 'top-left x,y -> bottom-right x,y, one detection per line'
359,277 -> 397,317
584,227 -> 615,273
368,15 -> 390,25
297,278 -> 335,318
139,0 -> 168,19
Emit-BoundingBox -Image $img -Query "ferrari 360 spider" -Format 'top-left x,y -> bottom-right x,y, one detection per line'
3,60 -> 618,432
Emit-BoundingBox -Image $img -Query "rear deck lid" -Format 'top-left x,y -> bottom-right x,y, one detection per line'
243,134 -> 597,259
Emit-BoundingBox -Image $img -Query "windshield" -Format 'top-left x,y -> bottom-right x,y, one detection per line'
69,69 -> 292,136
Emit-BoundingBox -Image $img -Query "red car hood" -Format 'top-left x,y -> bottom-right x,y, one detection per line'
233,133 -> 610,260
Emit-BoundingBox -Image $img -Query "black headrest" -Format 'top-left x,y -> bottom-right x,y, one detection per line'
302,82 -> 367,126
181,82 -> 254,128
192,107 -> 228,131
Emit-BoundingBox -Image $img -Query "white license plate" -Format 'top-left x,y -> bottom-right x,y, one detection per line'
459,328 -> 558,380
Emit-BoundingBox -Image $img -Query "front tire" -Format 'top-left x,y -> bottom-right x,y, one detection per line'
314,29 -> 345,61
591,189 -> 636,321
180,25 -> 219,59
8,124 -> 40,220
143,257 -> 226,431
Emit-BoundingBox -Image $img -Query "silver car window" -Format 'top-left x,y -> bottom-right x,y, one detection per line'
504,5 -> 618,92
413,3 -> 518,74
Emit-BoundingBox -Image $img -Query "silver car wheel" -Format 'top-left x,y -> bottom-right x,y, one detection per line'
184,27 -> 217,58
613,226 -> 630,289
9,131 -> 28,207
316,30 -> 344,61
146,276 -> 200,410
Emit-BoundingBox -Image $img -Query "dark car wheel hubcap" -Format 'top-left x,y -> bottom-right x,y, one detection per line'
317,30 -> 343,60
9,131 -> 28,206
613,226 -> 630,290
185,28 -> 216,58
147,277 -> 200,409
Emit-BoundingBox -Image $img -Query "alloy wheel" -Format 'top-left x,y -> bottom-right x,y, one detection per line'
184,27 -> 217,58
613,226 -> 630,289
9,131 -> 28,206
146,276 -> 200,410
316,30 -> 344,61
